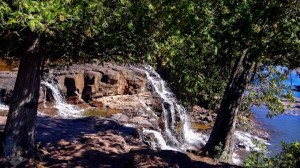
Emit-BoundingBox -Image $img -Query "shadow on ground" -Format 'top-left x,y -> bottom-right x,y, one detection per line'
1,116 -> 241,168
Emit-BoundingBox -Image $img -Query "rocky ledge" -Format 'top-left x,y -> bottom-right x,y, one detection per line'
0,116 -> 240,168
0,63 -> 269,167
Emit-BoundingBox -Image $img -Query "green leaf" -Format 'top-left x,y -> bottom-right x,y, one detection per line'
7,18 -> 17,25
28,20 -> 36,30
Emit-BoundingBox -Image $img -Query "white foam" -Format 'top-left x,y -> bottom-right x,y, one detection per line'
143,129 -> 178,151
137,65 -> 208,151
233,131 -> 270,165
0,103 -> 9,111
0,96 -> 8,111
41,81 -> 83,118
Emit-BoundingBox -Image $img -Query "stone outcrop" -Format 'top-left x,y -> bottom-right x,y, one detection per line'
0,63 -> 159,110
0,63 -> 165,133
51,63 -> 148,102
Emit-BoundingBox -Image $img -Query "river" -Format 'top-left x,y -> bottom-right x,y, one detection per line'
252,69 -> 300,156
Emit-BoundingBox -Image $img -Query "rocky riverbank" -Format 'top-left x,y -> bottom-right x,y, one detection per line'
1,116 -> 242,168
0,62 -> 278,166
0,62 -> 271,139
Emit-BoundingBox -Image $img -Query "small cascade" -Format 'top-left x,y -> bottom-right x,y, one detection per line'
139,65 -> 208,151
41,81 -> 83,118
138,65 -> 270,165
0,102 -> 9,111
0,96 -> 8,111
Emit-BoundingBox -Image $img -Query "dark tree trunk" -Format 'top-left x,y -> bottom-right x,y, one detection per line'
2,31 -> 45,159
202,49 -> 254,163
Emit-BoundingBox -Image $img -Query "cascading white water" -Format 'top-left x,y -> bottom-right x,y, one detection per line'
41,81 -> 83,118
140,65 -> 208,151
0,102 -> 9,111
0,96 -> 8,111
138,65 -> 270,165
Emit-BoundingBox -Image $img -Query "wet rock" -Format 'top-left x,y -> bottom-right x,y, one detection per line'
142,132 -> 162,150
89,100 -> 103,108
66,96 -> 85,105
111,113 -> 129,122
38,87 -> 46,103
150,97 -> 163,113
38,102 -> 58,116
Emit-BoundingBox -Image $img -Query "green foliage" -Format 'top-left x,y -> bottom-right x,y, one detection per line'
243,66 -> 295,117
213,142 -> 224,161
2,0 -> 77,33
244,141 -> 300,168
0,0 -> 299,110
244,140 -> 271,167
273,142 -> 300,167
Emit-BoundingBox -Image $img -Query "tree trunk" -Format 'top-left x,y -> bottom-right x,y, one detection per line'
202,49 -> 254,163
2,32 -> 45,159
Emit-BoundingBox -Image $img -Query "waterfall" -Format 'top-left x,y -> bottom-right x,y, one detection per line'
0,96 -> 8,111
0,102 -> 9,111
139,65 -> 208,151
41,81 -> 83,118
138,65 -> 270,165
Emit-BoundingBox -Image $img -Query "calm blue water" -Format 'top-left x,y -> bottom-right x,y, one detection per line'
252,68 -> 300,155
252,106 -> 300,155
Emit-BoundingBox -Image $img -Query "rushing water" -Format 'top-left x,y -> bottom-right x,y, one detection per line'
140,65 -> 208,151
138,66 -> 267,165
41,81 -> 83,118
0,66 -> 269,164
0,103 -> 9,111
0,96 -> 8,111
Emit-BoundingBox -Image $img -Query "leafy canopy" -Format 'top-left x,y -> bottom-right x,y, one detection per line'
0,0 -> 299,110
